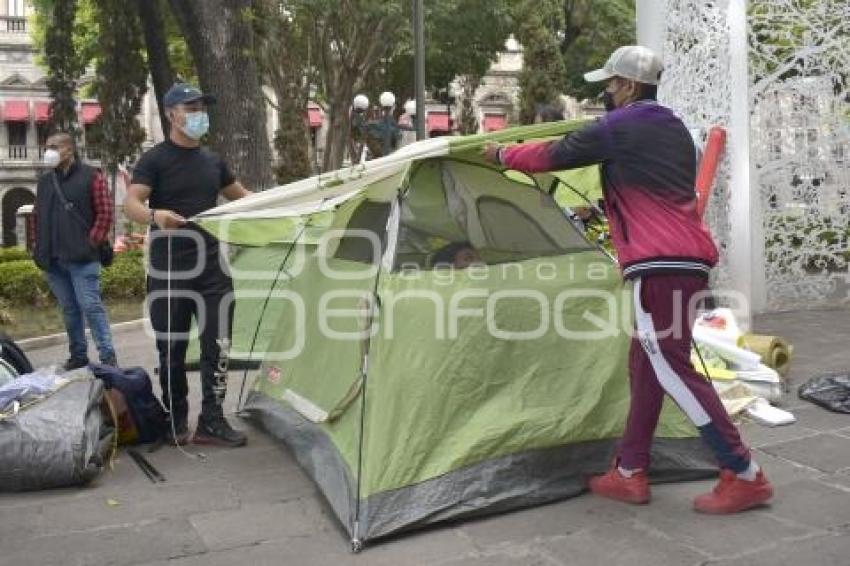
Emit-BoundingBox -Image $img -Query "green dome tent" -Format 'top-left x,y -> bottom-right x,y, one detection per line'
193,120 -> 715,549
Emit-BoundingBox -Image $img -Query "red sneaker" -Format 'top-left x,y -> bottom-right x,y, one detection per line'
588,467 -> 650,504
694,469 -> 773,514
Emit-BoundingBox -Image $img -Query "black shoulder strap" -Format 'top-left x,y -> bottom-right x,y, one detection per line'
50,172 -> 92,231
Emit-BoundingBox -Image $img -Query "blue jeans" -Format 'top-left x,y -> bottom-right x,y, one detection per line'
46,260 -> 116,363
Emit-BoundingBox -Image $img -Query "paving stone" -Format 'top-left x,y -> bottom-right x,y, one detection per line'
0,517 -> 206,566
5,477 -> 239,538
346,527 -> 479,566
459,495 -> 632,549
785,406 -> 850,433
748,448 -> 826,486
138,528 -> 478,566
706,529 -> 850,566
227,467 -> 317,506
629,492 -> 813,559
540,519 -> 707,566
200,445 -> 300,478
820,472 -> 850,490
738,420 -> 820,449
759,433 -> 850,473
440,551 -> 561,566
135,538 -> 347,566
189,498 -> 328,551
763,478 -> 850,530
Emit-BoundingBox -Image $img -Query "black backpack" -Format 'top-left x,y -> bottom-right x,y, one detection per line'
0,333 -> 33,377
89,364 -> 167,444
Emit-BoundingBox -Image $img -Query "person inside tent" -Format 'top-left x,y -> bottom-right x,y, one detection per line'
430,242 -> 483,269
482,45 -> 774,514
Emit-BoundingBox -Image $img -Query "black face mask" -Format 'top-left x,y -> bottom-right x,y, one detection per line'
602,91 -> 617,112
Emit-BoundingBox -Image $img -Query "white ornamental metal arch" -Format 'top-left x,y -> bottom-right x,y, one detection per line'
638,0 -> 850,323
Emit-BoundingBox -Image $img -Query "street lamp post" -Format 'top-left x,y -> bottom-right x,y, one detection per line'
413,0 -> 426,140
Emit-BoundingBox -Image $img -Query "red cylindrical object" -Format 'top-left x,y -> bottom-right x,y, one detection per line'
696,126 -> 727,218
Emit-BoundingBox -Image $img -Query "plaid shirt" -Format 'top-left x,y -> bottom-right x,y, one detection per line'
89,169 -> 112,244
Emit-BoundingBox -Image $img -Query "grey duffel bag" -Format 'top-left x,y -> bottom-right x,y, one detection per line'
0,372 -> 114,491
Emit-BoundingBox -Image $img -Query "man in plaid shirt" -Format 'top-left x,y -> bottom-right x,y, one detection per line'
33,132 -> 117,370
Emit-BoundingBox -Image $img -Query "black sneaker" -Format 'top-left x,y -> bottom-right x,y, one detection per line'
193,414 -> 247,448
165,414 -> 190,446
62,357 -> 89,371
101,355 -> 119,367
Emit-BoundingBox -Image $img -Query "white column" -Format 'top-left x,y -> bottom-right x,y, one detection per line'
636,0 -> 667,57
726,0 -> 762,326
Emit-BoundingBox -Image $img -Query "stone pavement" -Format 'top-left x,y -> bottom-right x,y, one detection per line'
2,308 -> 849,566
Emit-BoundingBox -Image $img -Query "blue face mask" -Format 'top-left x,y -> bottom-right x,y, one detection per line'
181,111 -> 209,140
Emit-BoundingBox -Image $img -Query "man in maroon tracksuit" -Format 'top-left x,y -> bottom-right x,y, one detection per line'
484,45 -> 773,514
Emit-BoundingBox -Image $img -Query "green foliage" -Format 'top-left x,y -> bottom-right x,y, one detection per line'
101,251 -> 146,299
87,0 -> 148,172
250,0 -> 313,183
515,0 -> 566,124
0,248 -> 32,264
560,0 -> 635,101
0,260 -> 51,306
0,252 -> 145,306
381,0 -> 513,109
0,297 -> 12,326
41,0 -> 87,136
160,0 -> 196,83
288,0 -> 408,170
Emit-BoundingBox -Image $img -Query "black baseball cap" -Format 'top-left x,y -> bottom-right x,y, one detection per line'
163,83 -> 217,107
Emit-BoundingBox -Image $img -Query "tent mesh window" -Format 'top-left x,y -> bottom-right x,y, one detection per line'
396,160 -> 592,269
326,200 -> 391,264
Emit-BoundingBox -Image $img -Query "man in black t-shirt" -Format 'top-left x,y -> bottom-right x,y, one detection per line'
125,83 -> 252,448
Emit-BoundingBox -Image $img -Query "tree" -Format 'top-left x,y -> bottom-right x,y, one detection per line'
560,0 -> 635,101
380,0 -> 513,133
40,0 -> 86,135
251,0 -> 313,184
303,0 -> 407,171
168,0 -> 274,190
87,0 -> 147,176
133,0 -> 175,135
515,0 -> 566,124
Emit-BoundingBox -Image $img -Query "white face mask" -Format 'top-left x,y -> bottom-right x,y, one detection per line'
43,149 -> 61,168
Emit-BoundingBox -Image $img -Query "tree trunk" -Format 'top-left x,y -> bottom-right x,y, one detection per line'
168,0 -> 274,190
272,86 -> 312,184
134,0 -> 174,136
323,83 -> 355,171
458,75 -> 481,135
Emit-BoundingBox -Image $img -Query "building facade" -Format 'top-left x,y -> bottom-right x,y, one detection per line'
0,1 -> 111,246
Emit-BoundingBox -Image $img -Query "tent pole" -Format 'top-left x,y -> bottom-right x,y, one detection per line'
235,225 -> 308,413
351,193 -> 402,552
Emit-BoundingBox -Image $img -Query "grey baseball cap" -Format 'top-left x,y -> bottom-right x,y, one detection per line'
584,45 -> 664,85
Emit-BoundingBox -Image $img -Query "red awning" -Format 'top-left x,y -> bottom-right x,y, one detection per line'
307,107 -> 323,128
3,100 -> 29,122
80,102 -> 102,124
483,113 -> 507,132
34,101 -> 50,123
427,111 -> 450,133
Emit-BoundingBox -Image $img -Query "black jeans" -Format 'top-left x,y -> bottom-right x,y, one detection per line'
147,249 -> 234,420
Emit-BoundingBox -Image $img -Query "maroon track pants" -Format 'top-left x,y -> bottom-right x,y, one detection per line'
618,274 -> 752,473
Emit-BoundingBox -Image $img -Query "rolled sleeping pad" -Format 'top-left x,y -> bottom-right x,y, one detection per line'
738,334 -> 793,378
693,326 -> 762,370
